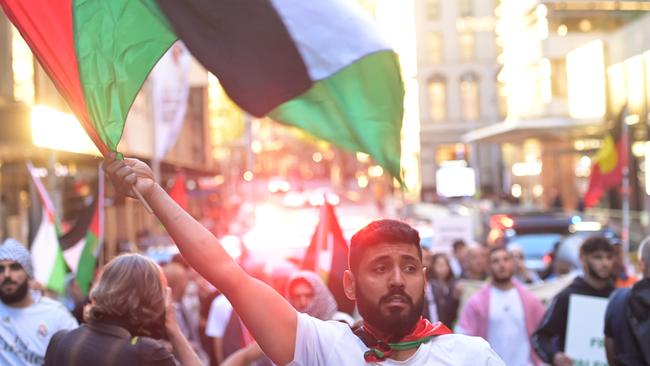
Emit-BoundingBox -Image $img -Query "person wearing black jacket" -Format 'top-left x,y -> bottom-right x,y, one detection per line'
532,236 -> 615,366
604,237 -> 650,366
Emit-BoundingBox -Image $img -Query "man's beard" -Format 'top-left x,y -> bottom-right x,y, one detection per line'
356,285 -> 423,342
0,279 -> 29,304
492,269 -> 512,285
586,261 -> 610,281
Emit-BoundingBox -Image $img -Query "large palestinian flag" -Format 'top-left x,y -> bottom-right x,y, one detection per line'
1,0 -> 404,181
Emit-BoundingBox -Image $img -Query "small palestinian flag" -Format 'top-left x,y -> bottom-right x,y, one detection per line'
27,162 -> 67,294
1,0 -> 403,181
60,167 -> 104,295
302,202 -> 354,314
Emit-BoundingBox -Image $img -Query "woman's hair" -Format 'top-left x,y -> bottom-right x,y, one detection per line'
430,253 -> 454,282
88,253 -> 166,336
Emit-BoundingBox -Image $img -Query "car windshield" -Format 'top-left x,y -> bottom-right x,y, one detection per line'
507,233 -> 564,258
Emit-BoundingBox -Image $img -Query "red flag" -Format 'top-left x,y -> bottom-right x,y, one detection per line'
302,202 -> 354,314
169,172 -> 188,210
584,112 -> 628,207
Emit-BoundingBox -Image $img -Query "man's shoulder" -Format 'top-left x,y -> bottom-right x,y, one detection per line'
296,312 -> 356,342
605,288 -> 630,315
466,284 -> 491,304
432,333 -> 491,349
428,334 -> 503,363
34,296 -> 72,314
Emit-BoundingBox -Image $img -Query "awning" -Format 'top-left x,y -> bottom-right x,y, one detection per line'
461,117 -> 605,143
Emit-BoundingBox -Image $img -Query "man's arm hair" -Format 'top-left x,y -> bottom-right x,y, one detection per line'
531,293 -> 569,363
145,183 -> 297,365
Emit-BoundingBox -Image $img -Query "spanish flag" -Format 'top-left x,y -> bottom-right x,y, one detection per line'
584,111 -> 628,207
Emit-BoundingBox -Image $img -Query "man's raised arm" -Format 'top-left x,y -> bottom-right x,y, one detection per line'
103,153 -> 297,365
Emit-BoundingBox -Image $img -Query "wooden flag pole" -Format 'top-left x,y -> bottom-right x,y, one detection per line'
132,187 -> 154,215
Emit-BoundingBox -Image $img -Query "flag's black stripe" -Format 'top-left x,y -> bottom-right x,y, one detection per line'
156,0 -> 312,117
59,195 -> 97,251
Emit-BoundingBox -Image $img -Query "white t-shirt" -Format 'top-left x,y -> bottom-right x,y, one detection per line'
205,295 -> 234,338
290,313 -> 504,365
0,292 -> 78,366
487,287 -> 532,366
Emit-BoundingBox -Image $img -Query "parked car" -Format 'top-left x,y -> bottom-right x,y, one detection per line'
487,212 -> 578,272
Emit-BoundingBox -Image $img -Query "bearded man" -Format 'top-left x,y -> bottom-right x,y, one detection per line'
532,236 -> 615,366
458,247 -> 545,366
104,153 -> 504,365
0,238 -> 77,365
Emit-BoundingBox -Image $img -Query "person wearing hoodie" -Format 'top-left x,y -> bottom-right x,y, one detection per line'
532,236 -> 615,366
220,270 -> 353,366
604,237 -> 650,366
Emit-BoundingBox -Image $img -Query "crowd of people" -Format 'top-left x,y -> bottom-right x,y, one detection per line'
0,154 -> 648,365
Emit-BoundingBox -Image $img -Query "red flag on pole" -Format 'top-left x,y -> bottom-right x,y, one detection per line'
302,202 -> 354,314
169,171 -> 188,211
584,108 -> 628,207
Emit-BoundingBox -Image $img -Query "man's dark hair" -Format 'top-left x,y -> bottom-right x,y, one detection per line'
452,239 -> 466,253
580,236 -> 613,256
349,219 -> 421,274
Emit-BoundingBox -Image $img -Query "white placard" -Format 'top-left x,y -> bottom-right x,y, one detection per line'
565,294 -> 609,366
436,166 -> 476,197
431,216 -> 473,251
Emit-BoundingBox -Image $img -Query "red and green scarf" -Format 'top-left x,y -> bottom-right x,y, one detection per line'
355,317 -> 452,362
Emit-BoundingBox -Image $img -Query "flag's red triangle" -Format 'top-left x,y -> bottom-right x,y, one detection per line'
302,202 -> 354,313
1,0 -> 108,154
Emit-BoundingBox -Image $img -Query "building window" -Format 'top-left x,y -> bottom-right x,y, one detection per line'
551,58 -> 567,99
459,32 -> 475,62
497,71 -> 507,119
426,32 -> 443,63
459,0 -> 473,17
428,75 -> 447,122
460,73 -> 480,121
425,0 -> 441,21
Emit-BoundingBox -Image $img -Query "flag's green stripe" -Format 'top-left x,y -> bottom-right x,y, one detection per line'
73,0 -> 176,151
77,232 -> 99,295
48,220 -> 66,294
269,51 -> 404,183
47,248 -> 68,294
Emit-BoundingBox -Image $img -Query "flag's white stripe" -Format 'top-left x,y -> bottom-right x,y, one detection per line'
63,238 -> 85,273
30,208 -> 59,286
270,0 -> 390,81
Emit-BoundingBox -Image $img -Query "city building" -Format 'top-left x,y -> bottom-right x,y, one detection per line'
462,0 -> 650,216
415,0 -> 503,202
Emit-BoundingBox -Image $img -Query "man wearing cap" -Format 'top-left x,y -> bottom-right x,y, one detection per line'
0,238 -> 78,366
